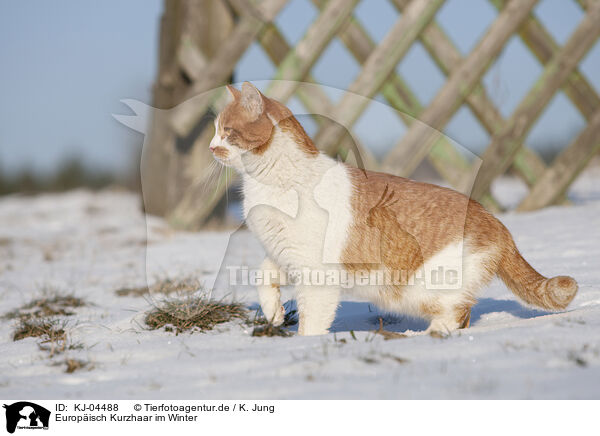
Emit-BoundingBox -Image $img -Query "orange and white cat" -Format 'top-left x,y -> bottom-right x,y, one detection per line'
210,82 -> 578,336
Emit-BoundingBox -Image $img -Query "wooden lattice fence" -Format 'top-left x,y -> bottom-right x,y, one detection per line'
143,0 -> 600,229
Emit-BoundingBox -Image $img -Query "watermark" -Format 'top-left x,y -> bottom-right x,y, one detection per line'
227,266 -> 461,289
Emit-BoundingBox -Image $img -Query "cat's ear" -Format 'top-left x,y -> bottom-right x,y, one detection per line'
241,82 -> 264,120
225,84 -> 240,101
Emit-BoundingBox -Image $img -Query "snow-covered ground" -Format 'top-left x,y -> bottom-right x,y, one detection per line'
1,168 -> 599,399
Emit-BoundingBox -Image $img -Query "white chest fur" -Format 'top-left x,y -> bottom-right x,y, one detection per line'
242,151 -> 353,272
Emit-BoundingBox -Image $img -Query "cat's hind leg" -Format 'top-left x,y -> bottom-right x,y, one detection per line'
423,291 -> 478,337
296,285 -> 340,336
424,247 -> 498,337
256,258 -> 285,326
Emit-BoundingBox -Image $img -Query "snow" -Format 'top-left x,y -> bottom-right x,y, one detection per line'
1,168 -> 599,399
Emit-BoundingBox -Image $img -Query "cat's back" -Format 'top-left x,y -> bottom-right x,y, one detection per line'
346,165 -> 470,214
343,165 -> 503,260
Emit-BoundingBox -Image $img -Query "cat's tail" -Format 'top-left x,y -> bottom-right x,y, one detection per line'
497,238 -> 577,311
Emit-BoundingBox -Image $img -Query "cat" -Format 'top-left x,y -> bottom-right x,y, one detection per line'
209,81 -> 578,336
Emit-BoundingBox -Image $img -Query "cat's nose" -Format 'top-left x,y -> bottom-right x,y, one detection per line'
209,144 -> 216,152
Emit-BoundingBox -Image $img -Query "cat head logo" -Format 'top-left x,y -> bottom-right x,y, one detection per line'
3,402 -> 50,434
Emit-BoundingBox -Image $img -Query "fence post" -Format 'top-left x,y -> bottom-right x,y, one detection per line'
142,0 -> 234,222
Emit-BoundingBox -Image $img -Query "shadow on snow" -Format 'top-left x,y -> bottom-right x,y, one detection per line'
250,298 -> 551,334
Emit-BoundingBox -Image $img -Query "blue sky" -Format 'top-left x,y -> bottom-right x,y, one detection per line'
1,0 -> 598,176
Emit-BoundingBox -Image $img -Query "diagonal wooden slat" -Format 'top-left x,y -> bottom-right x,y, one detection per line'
279,2 -> 500,210
170,0 -> 288,137
310,0 -> 472,190
178,0 -> 445,225
169,0 -> 370,227
177,37 -> 207,77
159,0 -> 600,228
382,0 -> 539,178
517,108 -> 600,211
490,0 -> 600,123
230,0 -> 369,163
265,0 -> 361,103
254,22 -> 379,169
227,0 -> 371,163
312,0 -> 494,216
471,1 -> 600,200
314,0 -> 445,155
392,0 -> 547,189
488,0 -> 600,191
222,0 -> 377,168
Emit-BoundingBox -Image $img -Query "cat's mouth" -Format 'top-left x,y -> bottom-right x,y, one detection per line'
210,146 -> 230,162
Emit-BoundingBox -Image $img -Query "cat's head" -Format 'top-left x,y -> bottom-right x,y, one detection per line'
209,82 -> 317,171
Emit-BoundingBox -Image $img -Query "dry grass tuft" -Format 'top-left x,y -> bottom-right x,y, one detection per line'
250,301 -> 297,337
116,277 -> 201,297
50,358 -> 91,373
13,317 -> 84,360
64,358 -> 89,373
13,318 -> 67,342
251,324 -> 292,337
115,286 -> 149,297
373,317 -> 407,340
3,292 -> 86,320
13,317 -> 82,357
7,289 -> 89,371
145,292 -> 247,334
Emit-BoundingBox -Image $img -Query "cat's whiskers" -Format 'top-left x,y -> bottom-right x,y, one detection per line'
225,165 -> 229,205
196,160 -> 220,198
214,162 -> 225,200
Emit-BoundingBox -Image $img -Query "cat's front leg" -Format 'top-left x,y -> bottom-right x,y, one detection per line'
296,285 -> 340,336
257,257 -> 285,326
